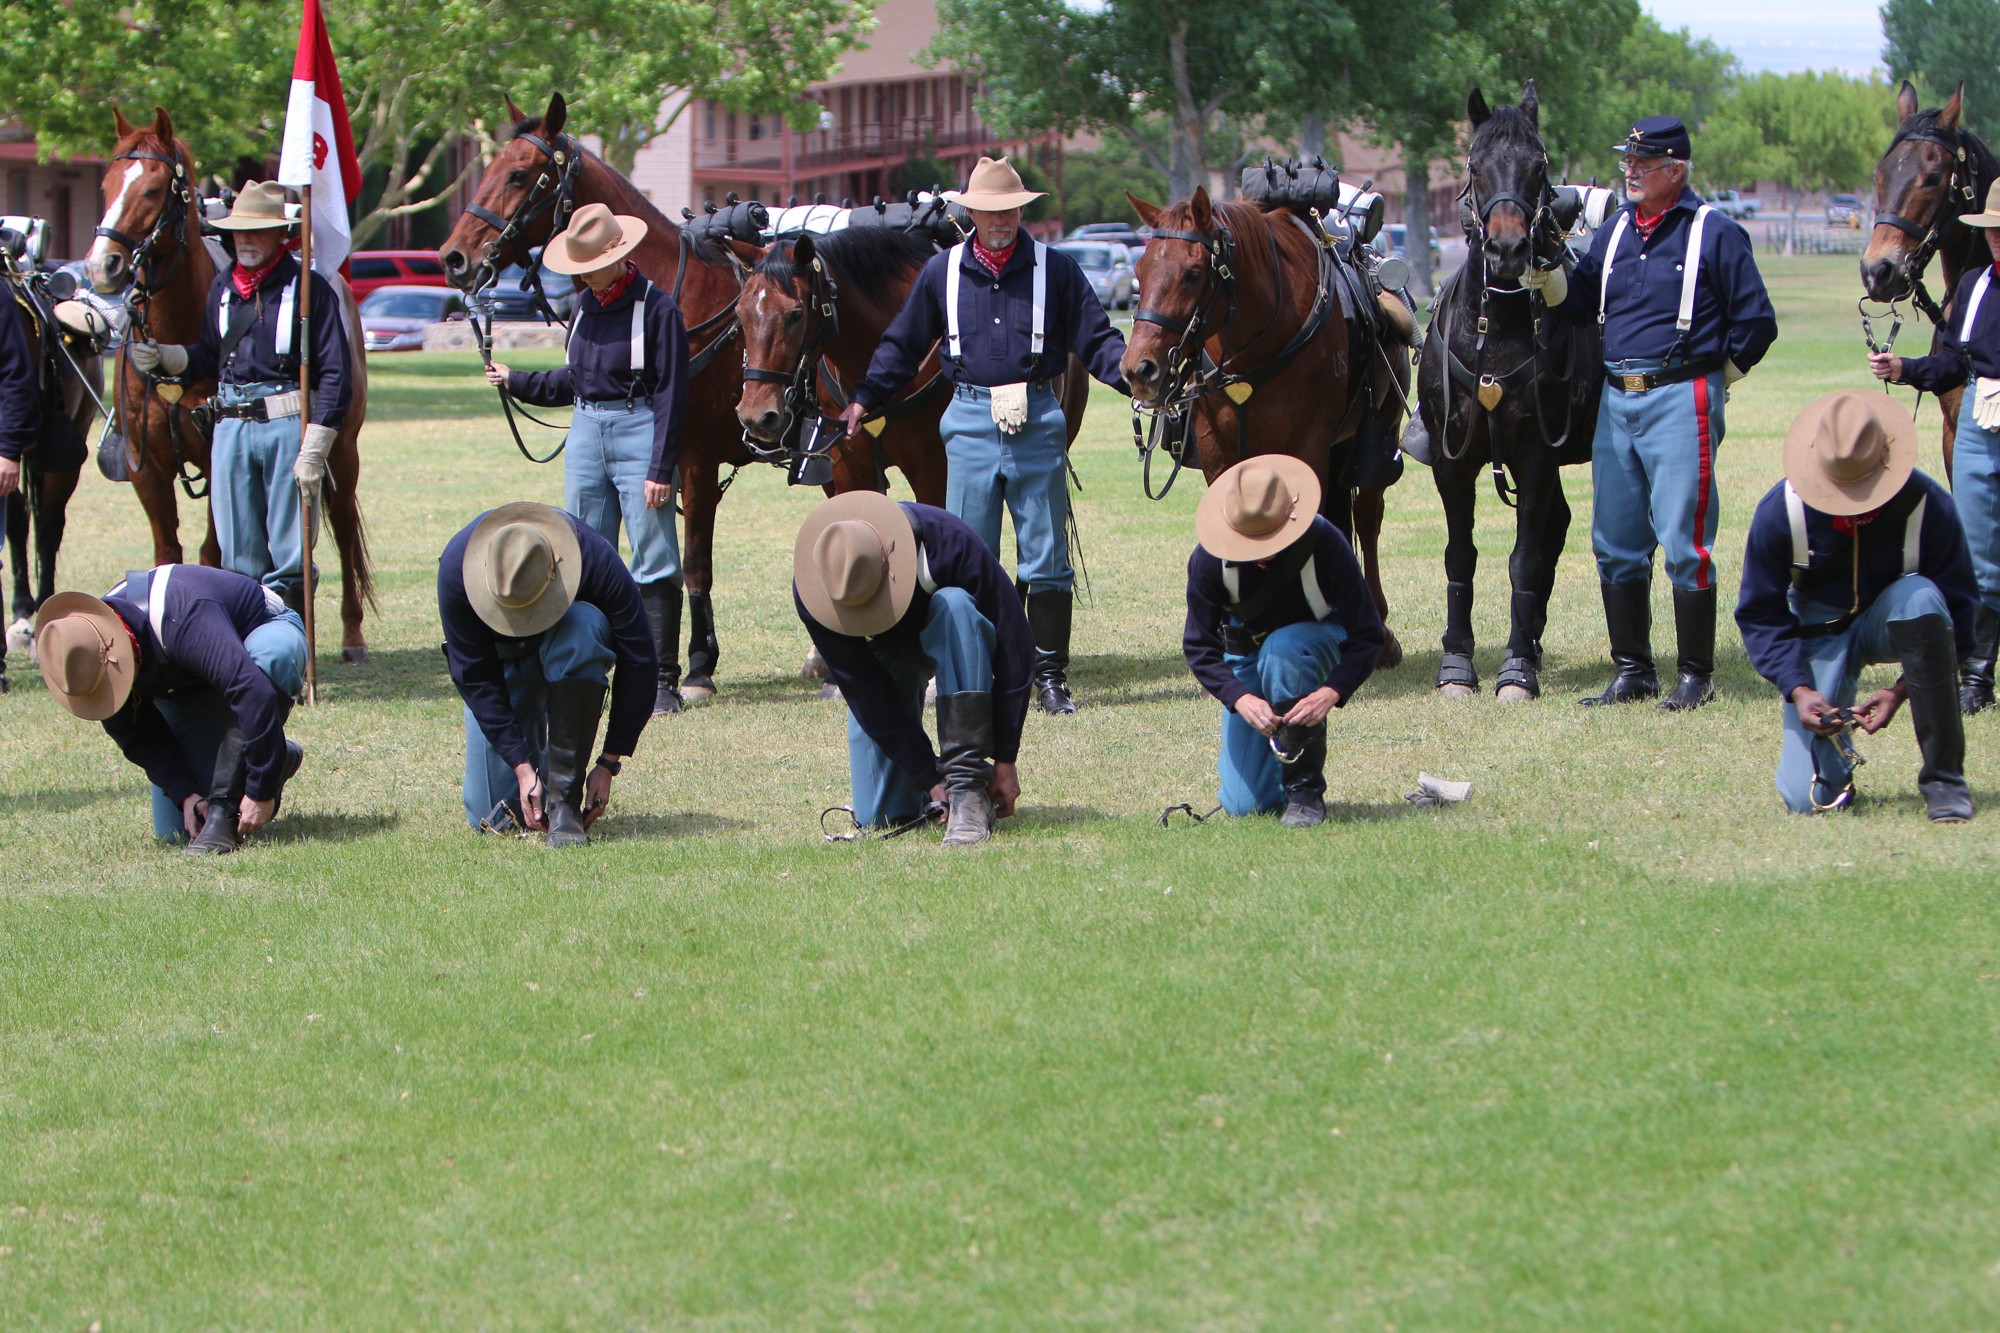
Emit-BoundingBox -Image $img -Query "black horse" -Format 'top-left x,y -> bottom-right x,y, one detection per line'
1415,82 -> 1603,700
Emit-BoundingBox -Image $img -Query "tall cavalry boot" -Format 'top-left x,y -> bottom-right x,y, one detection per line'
1579,579 -> 1659,706
1660,586 -> 1718,712
185,726 -> 249,855
541,678 -> 606,848
1960,604 -> 2000,716
1277,724 -> 1329,827
640,579 -> 686,716
1025,589 -> 1078,715
935,691 -> 997,846
1891,614 -> 1975,823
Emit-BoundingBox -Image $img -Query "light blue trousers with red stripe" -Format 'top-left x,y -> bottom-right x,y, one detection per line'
1590,368 -> 1727,591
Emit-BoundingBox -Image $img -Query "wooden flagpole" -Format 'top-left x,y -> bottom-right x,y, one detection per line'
298,180 -> 319,706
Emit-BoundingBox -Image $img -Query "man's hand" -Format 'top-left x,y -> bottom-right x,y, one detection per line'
990,761 -> 1020,818
1868,351 -> 1903,383
484,361 -> 511,388
1790,685 -> 1847,737
928,780 -> 948,815
582,763 -> 614,829
296,423 -> 336,497
127,341 -> 186,375
840,401 -> 866,439
0,455 -> 18,498
237,795 -> 275,836
1855,684 -> 1907,734
1282,686 -> 1341,728
181,793 -> 209,839
1524,265 -> 1567,306
644,480 -> 672,509
514,761 -> 547,832
1234,693 -> 1280,736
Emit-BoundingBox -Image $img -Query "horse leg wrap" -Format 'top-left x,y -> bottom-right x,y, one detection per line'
683,591 -> 719,694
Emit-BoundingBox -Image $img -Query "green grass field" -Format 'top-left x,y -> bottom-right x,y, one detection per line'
6,255 -> 2000,1328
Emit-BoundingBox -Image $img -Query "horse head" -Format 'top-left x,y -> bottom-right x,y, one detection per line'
88,106 -> 195,296
1465,81 -> 1550,287
1122,186 -> 1227,406
439,90 -> 577,291
1864,80 -> 1967,302
739,235 -> 838,445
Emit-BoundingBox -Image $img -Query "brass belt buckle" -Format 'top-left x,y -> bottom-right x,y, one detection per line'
1621,372 -> 1649,394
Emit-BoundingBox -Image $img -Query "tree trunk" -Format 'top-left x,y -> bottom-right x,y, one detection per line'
1165,21 -> 1204,201
1301,111 -> 1326,164
1406,157 -> 1434,300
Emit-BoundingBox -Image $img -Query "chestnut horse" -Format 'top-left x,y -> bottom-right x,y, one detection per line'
1862,81 -> 2000,474
86,107 -> 374,661
438,92 -> 743,697
1124,187 -> 1405,664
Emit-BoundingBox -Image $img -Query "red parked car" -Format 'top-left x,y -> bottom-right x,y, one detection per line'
345,250 -> 452,300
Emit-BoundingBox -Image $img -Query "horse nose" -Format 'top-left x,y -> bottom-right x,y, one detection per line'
1129,357 -> 1160,391
440,247 -> 467,276
1485,232 -> 1529,272
1861,255 -> 1901,298
99,251 -> 125,281
738,407 -> 782,439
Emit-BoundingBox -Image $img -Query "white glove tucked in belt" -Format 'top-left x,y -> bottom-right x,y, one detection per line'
1975,377 -> 2000,432
296,423 -> 337,496
128,341 -> 187,375
990,382 -> 1029,435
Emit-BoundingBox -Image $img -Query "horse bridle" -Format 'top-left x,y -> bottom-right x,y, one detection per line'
1876,122 -> 1980,328
1460,147 -> 1565,289
739,246 -> 840,458
462,129 -> 583,307
1132,222 -> 1241,412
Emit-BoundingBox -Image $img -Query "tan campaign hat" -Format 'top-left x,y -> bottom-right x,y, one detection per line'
793,492 -> 918,638
461,502 -> 584,637
942,156 -> 1046,212
212,180 -> 300,232
1783,390 -> 1917,516
1195,455 -> 1322,561
542,201 -> 647,275
1962,180 -> 2000,228
33,590 -> 136,720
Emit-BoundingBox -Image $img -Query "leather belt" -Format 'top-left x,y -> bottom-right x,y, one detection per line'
1606,359 -> 1722,394
1797,613 -> 1858,641
212,389 -> 303,422
1220,625 -> 1263,655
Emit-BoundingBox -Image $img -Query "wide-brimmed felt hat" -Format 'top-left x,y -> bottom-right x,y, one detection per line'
212,180 -> 300,232
1962,180 -> 2000,228
793,492 -> 918,638
34,590 -> 136,720
1195,455 -> 1321,562
462,502 -> 584,637
542,201 -> 647,275
942,156 -> 1045,213
1613,115 -> 1691,162
1783,390 -> 1917,516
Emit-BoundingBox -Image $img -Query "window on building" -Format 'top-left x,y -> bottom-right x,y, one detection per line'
705,102 -> 716,141
748,115 -> 763,141
7,172 -> 26,215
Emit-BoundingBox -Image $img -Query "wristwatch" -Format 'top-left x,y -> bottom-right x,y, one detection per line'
593,755 -> 623,776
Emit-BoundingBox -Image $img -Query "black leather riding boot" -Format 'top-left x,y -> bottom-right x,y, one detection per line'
1026,590 -> 1078,715
1660,586 -> 1718,712
1960,604 -> 2000,716
1278,724 -> 1329,828
935,691 -> 997,846
1891,614 -> 1974,823
185,726 -> 249,855
640,579 -> 685,716
541,678 -> 606,848
1580,579 -> 1658,706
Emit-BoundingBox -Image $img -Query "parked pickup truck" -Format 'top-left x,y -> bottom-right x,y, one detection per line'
1704,190 -> 1763,219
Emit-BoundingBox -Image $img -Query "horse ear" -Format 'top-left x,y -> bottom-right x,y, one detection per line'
1941,83 -> 1964,132
1898,80 -> 1920,124
1126,189 -> 1162,227
726,238 -> 765,266
113,108 -> 135,140
792,233 -> 817,268
505,94 -> 527,125
1190,185 -> 1212,232
1520,80 -> 1539,129
544,91 -> 567,139
1468,87 -> 1490,128
152,106 -> 174,146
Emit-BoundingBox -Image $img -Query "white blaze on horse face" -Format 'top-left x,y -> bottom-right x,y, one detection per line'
86,162 -> 145,293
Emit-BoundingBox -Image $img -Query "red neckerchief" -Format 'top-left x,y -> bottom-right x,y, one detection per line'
971,237 -> 1017,278
1633,206 -> 1670,241
231,253 -> 282,300
591,260 -> 640,308
1832,506 -> 1883,537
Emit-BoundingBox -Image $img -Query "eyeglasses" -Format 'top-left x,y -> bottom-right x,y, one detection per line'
1619,159 -> 1675,180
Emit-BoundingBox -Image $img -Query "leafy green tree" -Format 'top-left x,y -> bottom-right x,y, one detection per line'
1726,70 -> 1892,248
1058,145 -> 1169,226
1883,0 -> 2000,135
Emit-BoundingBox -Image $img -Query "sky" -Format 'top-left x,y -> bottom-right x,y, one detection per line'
1642,0 -> 1887,76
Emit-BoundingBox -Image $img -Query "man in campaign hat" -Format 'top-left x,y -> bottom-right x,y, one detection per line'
1183,456 -> 1387,827
793,491 -> 1034,846
839,156 -> 1129,717
1736,391 -> 1978,820
1539,116 -> 1779,714
438,501 -> 658,846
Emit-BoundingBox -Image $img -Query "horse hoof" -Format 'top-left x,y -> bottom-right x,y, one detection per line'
815,682 -> 842,702
1496,685 -> 1536,703
801,649 -> 829,682
1378,631 -> 1404,670
340,645 -> 370,665
681,678 -> 717,703
1436,683 -> 1477,699
5,619 -> 31,656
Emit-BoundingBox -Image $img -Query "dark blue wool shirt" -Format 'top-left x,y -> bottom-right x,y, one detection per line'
182,251 -> 353,429
438,510 -> 657,769
1897,264 -> 2000,393
507,275 -> 689,484
854,241 -> 1129,409
0,291 -> 39,461
1735,471 -> 1978,699
98,564 -> 296,804
795,503 -> 1034,789
1558,187 -> 1778,371
1184,515 -> 1386,709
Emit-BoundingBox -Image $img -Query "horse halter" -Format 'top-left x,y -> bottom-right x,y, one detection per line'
1132,220 -> 1239,406
740,247 -> 841,450
95,144 -> 195,298
463,129 -> 583,297
1876,122 -> 1979,325
1460,147 -> 1561,287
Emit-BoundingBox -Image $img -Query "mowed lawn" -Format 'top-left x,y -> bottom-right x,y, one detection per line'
5,255 -> 2000,1328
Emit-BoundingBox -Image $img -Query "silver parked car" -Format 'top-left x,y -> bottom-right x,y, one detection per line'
1054,241 -> 1135,310
358,284 -> 467,352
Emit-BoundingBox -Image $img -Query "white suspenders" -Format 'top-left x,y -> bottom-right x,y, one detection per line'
1220,556 -> 1328,618
944,240 -> 1048,361
223,279 -> 301,358
916,543 -> 938,595
147,563 -> 175,647
565,287 -> 650,377
1784,481 -> 1926,576
1962,269 -> 1993,341
1598,203 -> 1713,332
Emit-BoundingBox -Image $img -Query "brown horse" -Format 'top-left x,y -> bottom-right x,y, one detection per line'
1123,187 -> 1405,664
438,92 -> 744,697
86,106 -> 374,661
1862,81 -> 2000,474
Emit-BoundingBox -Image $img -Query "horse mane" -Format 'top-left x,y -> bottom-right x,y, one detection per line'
1469,104 -> 1544,157
1151,197 -> 1299,292
510,113 -> 728,266
1893,106 -> 2000,186
110,125 -> 193,171
756,228 -> 936,319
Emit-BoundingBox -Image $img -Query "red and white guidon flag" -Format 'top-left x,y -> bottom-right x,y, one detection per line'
276,0 -> 361,277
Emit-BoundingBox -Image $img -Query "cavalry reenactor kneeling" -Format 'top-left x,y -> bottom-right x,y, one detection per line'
439,502 -> 657,847
34,564 -> 307,853
793,492 -> 1032,846
1183,457 -> 1386,827
1736,392 -> 1978,821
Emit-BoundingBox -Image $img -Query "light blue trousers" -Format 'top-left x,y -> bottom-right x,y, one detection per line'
1952,394 -> 2000,616
1775,575 -> 1951,813
147,609 -> 307,840
211,407 -> 308,600
461,601 -> 617,830
941,382 -> 1072,593
848,587 -> 996,827
1218,619 -> 1346,817
1591,369 -> 1727,591
565,399 -> 681,586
